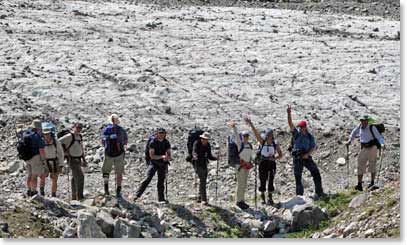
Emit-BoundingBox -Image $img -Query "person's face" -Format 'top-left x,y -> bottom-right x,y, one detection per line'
112,117 -> 119,125
266,133 -> 273,142
361,120 -> 368,128
157,132 -> 165,140
74,125 -> 82,133
243,135 -> 249,143
299,126 -> 307,134
201,138 -> 209,145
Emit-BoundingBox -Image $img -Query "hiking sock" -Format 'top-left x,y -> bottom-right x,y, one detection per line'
52,192 -> 56,198
116,186 -> 122,197
354,182 -> 363,191
40,187 -> 45,196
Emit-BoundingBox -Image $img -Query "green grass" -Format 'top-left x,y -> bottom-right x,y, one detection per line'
314,190 -> 357,217
286,220 -> 330,238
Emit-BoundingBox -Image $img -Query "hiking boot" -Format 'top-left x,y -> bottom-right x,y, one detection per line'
354,184 -> 363,191
158,199 -> 169,204
313,193 -> 328,201
31,190 -> 38,197
236,201 -> 249,210
116,186 -> 122,198
202,201 -> 210,206
51,192 -> 57,198
260,192 -> 266,205
267,193 -> 274,205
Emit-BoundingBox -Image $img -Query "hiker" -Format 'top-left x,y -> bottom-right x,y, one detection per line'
42,127 -> 65,197
25,120 -> 47,196
287,105 -> 326,199
245,118 -> 283,205
59,122 -> 87,200
191,132 -> 218,205
346,115 -> 385,191
134,128 -> 172,203
101,114 -> 128,197
227,120 -> 254,210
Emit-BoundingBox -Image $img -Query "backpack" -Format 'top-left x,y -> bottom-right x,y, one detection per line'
288,130 -> 312,153
16,129 -> 38,161
227,133 -> 252,167
256,138 -> 277,162
186,128 -> 204,162
58,129 -> 82,155
144,134 -> 156,164
104,125 -> 124,157
369,124 -> 385,149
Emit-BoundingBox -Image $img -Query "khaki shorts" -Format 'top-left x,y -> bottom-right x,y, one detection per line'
102,153 -> 125,175
26,154 -> 47,176
357,146 -> 378,175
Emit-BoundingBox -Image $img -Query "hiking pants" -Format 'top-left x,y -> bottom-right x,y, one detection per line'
235,165 -> 249,203
69,157 -> 84,199
259,160 -> 276,193
293,156 -> 323,196
357,145 -> 378,175
136,162 -> 168,201
193,161 -> 208,202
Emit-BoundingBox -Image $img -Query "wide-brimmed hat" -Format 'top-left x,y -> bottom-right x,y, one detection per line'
30,119 -> 42,130
200,132 -> 211,140
359,115 -> 369,121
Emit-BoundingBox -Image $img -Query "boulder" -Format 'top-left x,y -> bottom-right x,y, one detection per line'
291,204 -> 328,232
77,211 -> 106,238
113,218 -> 141,238
336,158 -> 346,166
348,194 -> 367,209
96,211 -> 115,237
31,195 -> 71,217
280,196 -> 307,209
63,227 -> 77,238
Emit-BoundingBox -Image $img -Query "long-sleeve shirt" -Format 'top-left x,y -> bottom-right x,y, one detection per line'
233,127 -> 253,163
192,140 -> 217,166
349,124 -> 385,145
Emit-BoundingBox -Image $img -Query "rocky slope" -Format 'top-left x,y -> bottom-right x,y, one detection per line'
0,0 -> 400,239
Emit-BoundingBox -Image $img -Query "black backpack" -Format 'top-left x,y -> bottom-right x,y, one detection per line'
58,130 -> 82,155
369,124 -> 385,149
186,128 -> 204,162
227,134 -> 252,167
144,134 -> 156,164
16,130 -> 38,161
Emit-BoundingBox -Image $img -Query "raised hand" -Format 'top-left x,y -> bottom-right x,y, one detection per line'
287,104 -> 292,114
227,120 -> 237,128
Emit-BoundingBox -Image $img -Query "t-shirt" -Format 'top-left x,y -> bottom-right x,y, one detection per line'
59,133 -> 83,157
30,132 -> 45,154
292,128 -> 316,152
149,138 -> 171,163
260,142 -> 277,158
44,139 -> 65,167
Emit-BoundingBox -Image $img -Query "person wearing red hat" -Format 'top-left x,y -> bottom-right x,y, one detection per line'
287,105 -> 326,200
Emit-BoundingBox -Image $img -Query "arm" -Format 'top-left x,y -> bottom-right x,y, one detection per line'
347,125 -> 360,145
245,117 -> 263,144
372,126 -> 385,146
207,143 -> 217,161
275,143 -> 283,160
123,128 -> 128,146
233,126 -> 242,152
56,141 -> 65,167
287,104 -> 295,131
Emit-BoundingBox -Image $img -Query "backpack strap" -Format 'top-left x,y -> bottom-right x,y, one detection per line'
369,125 -> 377,140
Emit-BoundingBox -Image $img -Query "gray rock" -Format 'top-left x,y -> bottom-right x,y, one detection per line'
280,196 -> 307,209
364,228 -> 374,236
77,211 -> 106,238
250,228 -> 259,238
127,143 -> 138,153
343,221 -> 358,237
291,204 -> 328,232
31,195 -> 71,217
113,218 -> 141,238
6,160 -> 21,173
96,211 -> 115,237
63,227 -> 77,238
348,194 -> 368,209
336,157 -> 346,166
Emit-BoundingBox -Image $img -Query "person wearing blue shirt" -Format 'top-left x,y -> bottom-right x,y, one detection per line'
101,114 -> 128,197
287,105 -> 325,200
346,115 -> 385,191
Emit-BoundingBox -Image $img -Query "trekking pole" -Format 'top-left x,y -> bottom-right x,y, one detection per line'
165,165 -> 169,202
376,149 -> 384,186
254,163 -> 257,209
346,144 -> 350,189
215,155 -> 219,202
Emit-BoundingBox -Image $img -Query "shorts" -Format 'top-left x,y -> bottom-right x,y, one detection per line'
357,145 -> 378,175
102,153 -> 125,175
26,154 -> 47,176
45,159 -> 61,175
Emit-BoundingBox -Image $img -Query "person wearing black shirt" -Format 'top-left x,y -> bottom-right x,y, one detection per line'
134,128 -> 171,202
192,132 -> 217,205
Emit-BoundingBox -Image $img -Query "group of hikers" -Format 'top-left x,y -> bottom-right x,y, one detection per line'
15,105 -> 386,210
